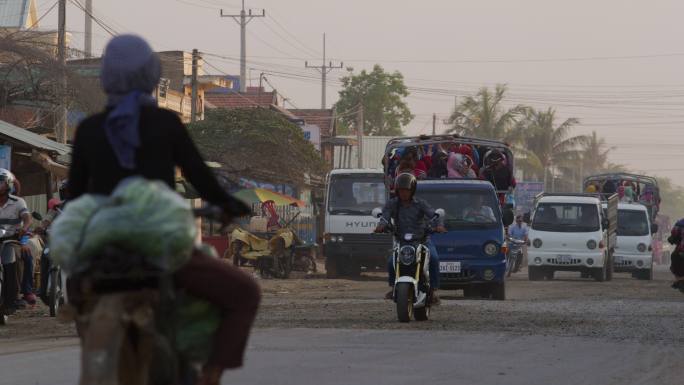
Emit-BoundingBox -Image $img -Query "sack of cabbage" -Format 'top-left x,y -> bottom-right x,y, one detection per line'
50,177 -> 220,362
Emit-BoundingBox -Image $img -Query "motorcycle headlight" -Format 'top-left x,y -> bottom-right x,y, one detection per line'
484,242 -> 499,256
533,238 -> 543,248
637,243 -> 647,253
399,245 -> 417,265
587,240 -> 597,250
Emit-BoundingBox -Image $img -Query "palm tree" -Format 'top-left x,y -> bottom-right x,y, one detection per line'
580,131 -> 614,177
519,108 -> 588,191
447,84 -> 527,141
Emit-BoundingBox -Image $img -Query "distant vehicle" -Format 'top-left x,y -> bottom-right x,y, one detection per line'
606,202 -> 657,280
324,169 -> 392,278
584,173 -> 660,221
528,193 -> 618,282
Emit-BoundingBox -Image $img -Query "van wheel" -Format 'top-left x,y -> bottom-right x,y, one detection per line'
593,265 -> 606,282
544,270 -> 555,280
325,256 -> 339,279
491,282 -> 506,300
605,255 -> 614,281
637,268 -> 653,281
528,266 -> 544,281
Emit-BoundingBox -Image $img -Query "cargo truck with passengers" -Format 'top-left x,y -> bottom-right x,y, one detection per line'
381,135 -> 515,300
528,193 -> 618,281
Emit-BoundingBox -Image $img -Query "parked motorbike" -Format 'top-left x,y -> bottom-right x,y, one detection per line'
0,224 -> 36,325
68,206 -> 223,385
372,207 -> 444,323
506,238 -> 526,277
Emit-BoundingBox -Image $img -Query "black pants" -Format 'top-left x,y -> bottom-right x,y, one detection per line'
671,250 -> 684,277
1,262 -> 18,311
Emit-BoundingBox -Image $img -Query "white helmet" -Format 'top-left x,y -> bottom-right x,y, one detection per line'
0,168 -> 15,191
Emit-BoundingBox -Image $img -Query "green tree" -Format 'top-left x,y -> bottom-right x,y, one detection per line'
335,64 -> 412,136
447,84 -> 527,141
519,108 -> 588,190
187,108 -> 327,186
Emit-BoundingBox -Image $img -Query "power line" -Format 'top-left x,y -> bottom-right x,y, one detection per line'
305,33 -> 343,109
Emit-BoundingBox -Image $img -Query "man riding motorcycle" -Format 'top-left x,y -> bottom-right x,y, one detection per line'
508,214 -> 529,272
66,34 -> 259,385
374,173 -> 446,304
0,169 -> 34,314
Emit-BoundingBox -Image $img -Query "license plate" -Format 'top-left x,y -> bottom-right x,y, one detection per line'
440,261 -> 461,273
557,255 -> 572,263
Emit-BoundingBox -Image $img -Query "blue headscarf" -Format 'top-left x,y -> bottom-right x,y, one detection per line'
101,35 -> 161,169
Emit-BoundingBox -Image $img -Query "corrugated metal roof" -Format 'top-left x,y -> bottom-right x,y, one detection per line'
0,119 -> 71,156
0,0 -> 31,28
333,136 -> 392,169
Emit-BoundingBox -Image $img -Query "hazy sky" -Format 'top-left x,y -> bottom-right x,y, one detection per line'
35,0 -> 684,183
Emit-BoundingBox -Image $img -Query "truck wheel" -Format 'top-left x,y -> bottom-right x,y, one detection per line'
528,266 -> 544,281
325,256 -> 339,279
414,305 -> 429,321
491,282 -> 506,300
593,265 -> 606,282
605,255 -> 614,281
395,283 -> 413,323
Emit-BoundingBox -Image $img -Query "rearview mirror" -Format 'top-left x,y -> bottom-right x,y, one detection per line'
371,208 -> 383,219
523,211 -> 531,224
502,208 -> 514,227
32,211 -> 43,221
602,218 -> 609,229
651,223 -> 659,234
435,208 -> 445,219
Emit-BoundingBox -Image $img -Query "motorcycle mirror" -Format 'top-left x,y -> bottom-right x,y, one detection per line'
435,208 -> 445,219
32,211 -> 43,221
371,208 -> 383,218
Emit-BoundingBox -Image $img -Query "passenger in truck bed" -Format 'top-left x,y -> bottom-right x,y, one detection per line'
447,152 -> 477,179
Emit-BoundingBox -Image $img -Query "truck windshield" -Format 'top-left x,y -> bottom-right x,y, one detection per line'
532,203 -> 600,232
618,209 -> 649,236
416,190 -> 500,229
327,174 -> 386,215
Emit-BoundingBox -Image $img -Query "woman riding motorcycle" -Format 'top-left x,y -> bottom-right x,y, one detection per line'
66,35 -> 260,385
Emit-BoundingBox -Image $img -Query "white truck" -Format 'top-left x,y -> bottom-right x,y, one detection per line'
609,202 -> 657,280
528,193 -> 617,281
323,169 -> 392,277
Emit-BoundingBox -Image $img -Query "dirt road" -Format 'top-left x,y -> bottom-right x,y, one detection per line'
1,264 -> 682,384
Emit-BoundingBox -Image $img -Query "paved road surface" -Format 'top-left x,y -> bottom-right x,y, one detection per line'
1,328 -> 680,385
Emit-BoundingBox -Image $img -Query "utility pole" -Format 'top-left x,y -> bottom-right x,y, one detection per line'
305,33 -> 343,109
57,0 -> 67,143
356,105 -> 364,168
220,0 -> 265,93
84,0 -> 93,57
432,113 -> 437,135
191,49 -> 199,123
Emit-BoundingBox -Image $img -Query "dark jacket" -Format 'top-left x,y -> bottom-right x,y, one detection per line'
381,197 -> 444,240
69,106 -> 236,208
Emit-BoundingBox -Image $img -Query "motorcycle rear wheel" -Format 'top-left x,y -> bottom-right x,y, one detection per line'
395,283 -> 413,323
48,268 -> 62,317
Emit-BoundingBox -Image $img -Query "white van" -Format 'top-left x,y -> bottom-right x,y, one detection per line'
609,203 -> 656,280
528,193 -> 617,282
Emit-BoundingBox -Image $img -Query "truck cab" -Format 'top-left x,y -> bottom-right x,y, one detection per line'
324,169 -> 392,277
416,179 -> 510,299
608,202 -> 656,280
528,193 -> 617,282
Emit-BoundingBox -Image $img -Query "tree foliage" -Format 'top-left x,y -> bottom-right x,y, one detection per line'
187,108 -> 327,186
335,64 -> 412,136
447,84 -> 527,141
